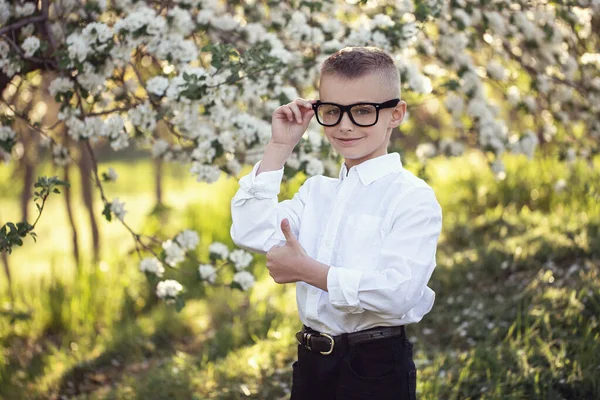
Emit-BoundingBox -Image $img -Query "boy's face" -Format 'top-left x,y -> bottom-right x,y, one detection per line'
318,72 -> 406,169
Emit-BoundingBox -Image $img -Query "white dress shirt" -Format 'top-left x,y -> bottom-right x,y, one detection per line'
230,152 -> 442,336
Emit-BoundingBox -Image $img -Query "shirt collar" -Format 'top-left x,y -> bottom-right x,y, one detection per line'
337,152 -> 402,187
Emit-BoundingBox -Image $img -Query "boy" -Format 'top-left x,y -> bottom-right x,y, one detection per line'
230,47 -> 442,400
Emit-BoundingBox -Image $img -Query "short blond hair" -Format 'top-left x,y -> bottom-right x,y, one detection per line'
320,47 -> 401,98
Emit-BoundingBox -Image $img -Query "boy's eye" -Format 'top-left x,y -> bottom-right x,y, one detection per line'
321,106 -> 340,115
353,106 -> 372,115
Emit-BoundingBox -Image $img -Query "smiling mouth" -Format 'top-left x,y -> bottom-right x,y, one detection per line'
336,137 -> 363,141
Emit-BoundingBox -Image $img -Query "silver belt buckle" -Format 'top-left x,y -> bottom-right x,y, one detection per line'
319,333 -> 334,355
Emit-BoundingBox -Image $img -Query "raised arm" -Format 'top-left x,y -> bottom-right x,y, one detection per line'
230,98 -> 315,254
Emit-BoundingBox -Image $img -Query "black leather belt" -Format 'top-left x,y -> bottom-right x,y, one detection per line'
295,325 -> 406,356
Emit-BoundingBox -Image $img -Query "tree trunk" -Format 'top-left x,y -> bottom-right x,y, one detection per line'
20,156 -> 35,223
63,163 -> 80,271
78,143 -> 100,265
154,157 -> 163,207
1,243 -> 13,303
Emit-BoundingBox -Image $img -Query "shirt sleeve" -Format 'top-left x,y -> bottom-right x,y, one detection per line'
230,160 -> 310,254
327,187 -> 442,318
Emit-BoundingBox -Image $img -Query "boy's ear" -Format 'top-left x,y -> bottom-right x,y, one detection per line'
388,101 -> 407,129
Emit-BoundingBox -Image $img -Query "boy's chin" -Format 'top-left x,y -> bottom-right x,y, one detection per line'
337,147 -> 367,159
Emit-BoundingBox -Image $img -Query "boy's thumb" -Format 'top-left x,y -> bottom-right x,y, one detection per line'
281,218 -> 297,242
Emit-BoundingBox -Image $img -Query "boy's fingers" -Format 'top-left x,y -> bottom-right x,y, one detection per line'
280,107 -> 293,121
288,103 -> 302,123
294,98 -> 313,109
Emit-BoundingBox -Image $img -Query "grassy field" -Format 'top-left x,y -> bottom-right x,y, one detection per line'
0,151 -> 599,399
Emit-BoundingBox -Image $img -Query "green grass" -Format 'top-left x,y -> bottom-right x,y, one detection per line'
0,152 -> 599,399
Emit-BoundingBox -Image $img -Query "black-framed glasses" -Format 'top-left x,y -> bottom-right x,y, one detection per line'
312,98 -> 400,127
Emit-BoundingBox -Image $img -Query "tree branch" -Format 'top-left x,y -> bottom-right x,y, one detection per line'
0,15 -> 46,37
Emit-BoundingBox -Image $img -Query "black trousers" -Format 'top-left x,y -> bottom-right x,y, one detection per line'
290,331 -> 417,400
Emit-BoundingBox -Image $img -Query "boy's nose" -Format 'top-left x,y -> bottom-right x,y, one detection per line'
339,111 -> 354,131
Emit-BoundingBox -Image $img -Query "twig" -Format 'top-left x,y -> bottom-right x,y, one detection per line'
0,15 -> 46,37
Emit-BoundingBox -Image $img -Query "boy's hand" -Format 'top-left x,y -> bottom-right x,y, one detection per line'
271,98 -> 315,147
266,218 -> 308,284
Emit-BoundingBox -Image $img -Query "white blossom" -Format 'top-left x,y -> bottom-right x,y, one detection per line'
198,264 -> 217,283
0,0 -> 10,25
565,148 -> 577,164
106,167 -> 118,182
152,139 -> 170,158
189,163 -> 221,183
453,9 -> 471,28
218,131 -> 236,153
15,3 -> 36,17
229,249 -> 253,271
21,37 -> 40,58
162,240 -> 185,267
554,179 -> 567,193
110,132 -> 130,151
440,139 -> 465,157
371,14 -> 394,29
111,198 -> 127,221
52,144 -> 70,166
49,77 -> 74,97
81,22 -> 113,45
491,159 -> 505,178
233,271 -> 255,291
167,7 -> 195,36
146,76 -> 170,96
128,101 -> 157,132
209,242 -> 229,259
511,131 -> 539,159
191,140 -> 216,164
485,11 -> 506,36
211,14 -> 239,31
66,34 -> 90,63
139,257 -> 165,277
416,143 -> 437,161
197,9 -> 214,25
486,60 -> 506,81
286,152 -> 301,170
522,95 -> 537,112
304,156 -> 324,176
445,92 -> 464,118
0,126 -> 16,142
104,114 -> 124,138
175,229 -> 199,251
156,279 -> 183,300
507,86 -> 521,105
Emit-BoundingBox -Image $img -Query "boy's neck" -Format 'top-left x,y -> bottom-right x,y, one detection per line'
344,151 -> 389,173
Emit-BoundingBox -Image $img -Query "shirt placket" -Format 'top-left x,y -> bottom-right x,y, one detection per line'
304,170 -> 358,322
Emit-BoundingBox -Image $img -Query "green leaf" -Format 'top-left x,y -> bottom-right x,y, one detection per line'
175,295 -> 185,312
102,203 -> 112,222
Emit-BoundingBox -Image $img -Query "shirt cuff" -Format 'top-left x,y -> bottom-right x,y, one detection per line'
327,266 -> 364,314
233,160 -> 284,202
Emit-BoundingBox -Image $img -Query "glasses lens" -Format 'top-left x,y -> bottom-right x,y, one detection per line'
350,104 -> 377,126
317,104 -> 341,126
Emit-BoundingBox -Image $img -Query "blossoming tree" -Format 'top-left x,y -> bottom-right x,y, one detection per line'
1,0 -> 598,308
